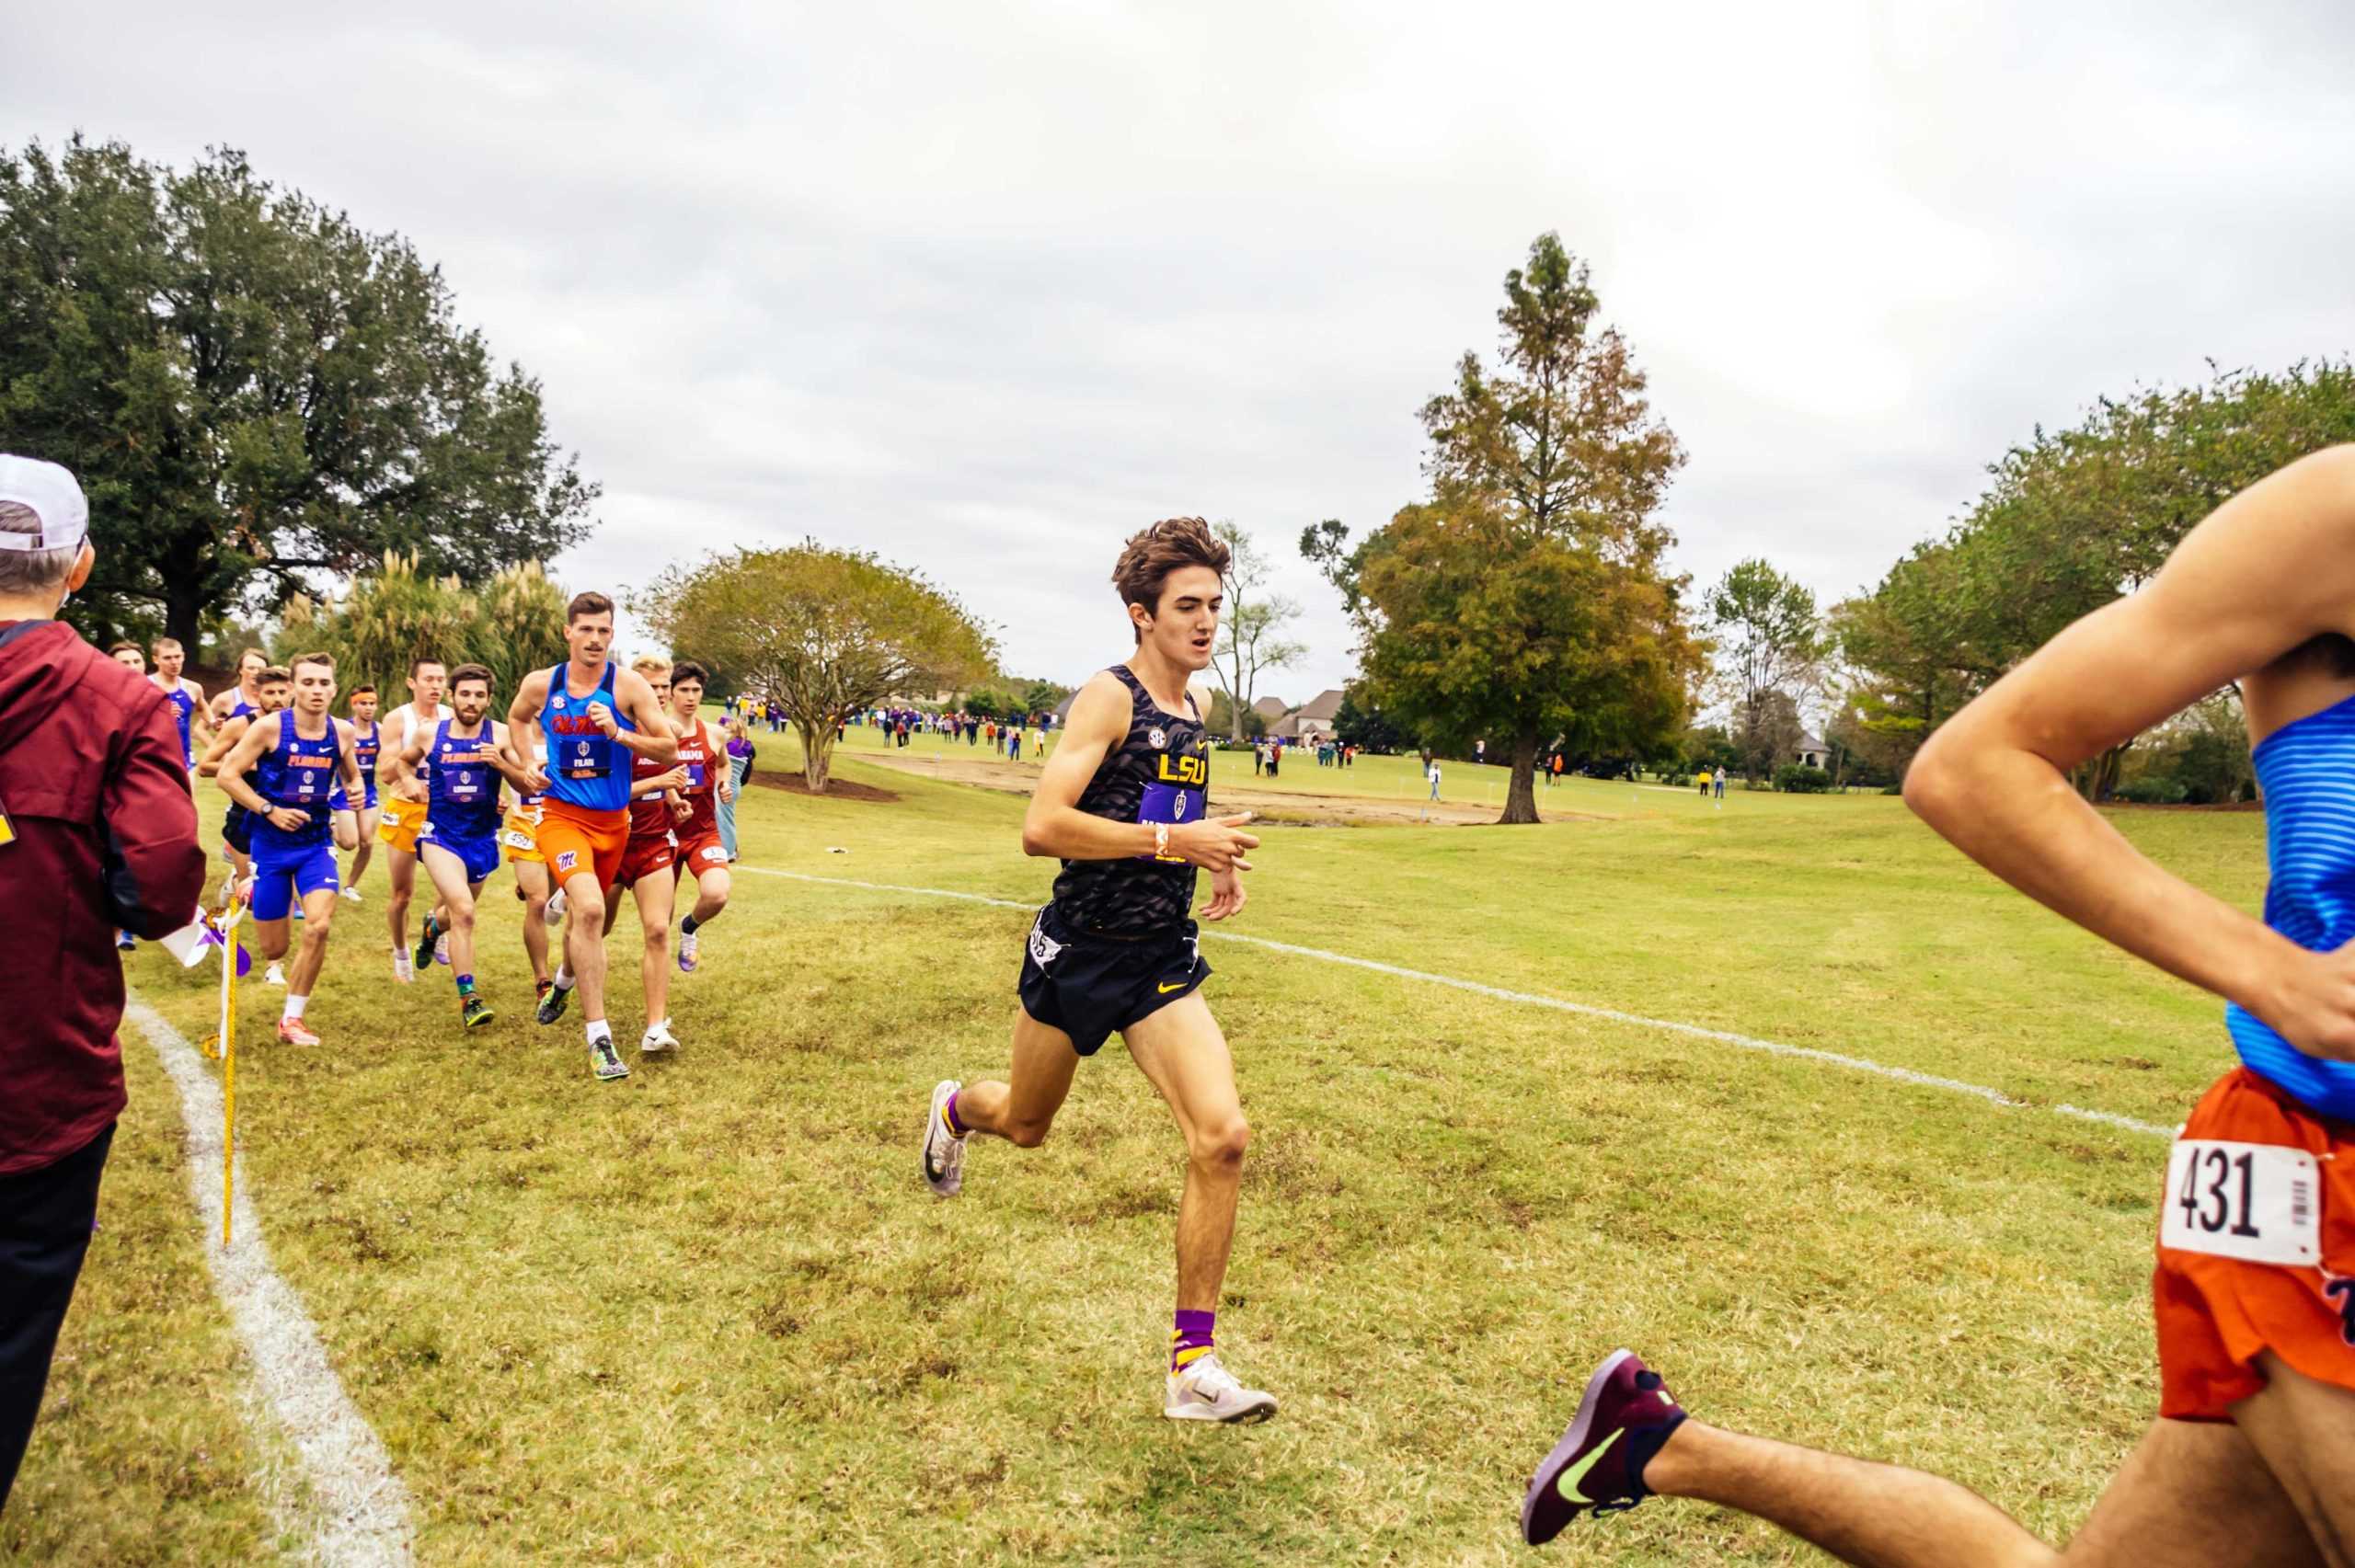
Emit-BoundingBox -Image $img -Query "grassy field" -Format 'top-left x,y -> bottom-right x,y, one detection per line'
4,741 -> 2269,1564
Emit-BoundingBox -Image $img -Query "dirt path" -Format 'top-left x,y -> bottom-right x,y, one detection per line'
852,749 -> 1602,827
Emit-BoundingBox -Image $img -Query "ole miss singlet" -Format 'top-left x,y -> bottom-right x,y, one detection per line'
540,662 -> 634,813
1050,666 -> 1210,938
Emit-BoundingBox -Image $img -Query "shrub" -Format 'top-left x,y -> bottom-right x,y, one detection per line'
1775,763 -> 1833,794
2112,775 -> 2188,806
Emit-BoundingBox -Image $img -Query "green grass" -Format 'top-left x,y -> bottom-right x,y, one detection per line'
14,750 -> 2268,1563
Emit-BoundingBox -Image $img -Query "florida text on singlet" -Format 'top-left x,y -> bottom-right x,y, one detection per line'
425,718 -> 502,841
539,662 -> 635,813
250,710 -> 339,848
1049,665 -> 1211,939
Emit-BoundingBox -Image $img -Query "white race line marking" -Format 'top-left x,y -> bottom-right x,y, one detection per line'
741,867 -> 2177,1141
127,1001 -> 415,1566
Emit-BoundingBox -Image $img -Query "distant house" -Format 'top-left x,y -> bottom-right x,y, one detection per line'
1276,688 -> 1344,745
1252,695 -> 1289,722
1796,732 -> 1830,769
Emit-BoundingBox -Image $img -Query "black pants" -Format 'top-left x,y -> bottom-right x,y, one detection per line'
0,1122 -> 112,1515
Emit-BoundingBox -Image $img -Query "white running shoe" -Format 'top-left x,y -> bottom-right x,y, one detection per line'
922,1079 -> 966,1198
545,888 -> 568,924
433,932 -> 451,967
339,886 -> 363,903
640,1021 -> 681,1055
265,962 -> 286,988
1164,1353 -> 1278,1424
392,951 -> 415,984
676,927 -> 700,973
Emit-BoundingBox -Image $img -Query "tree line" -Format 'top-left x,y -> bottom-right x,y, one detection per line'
1832,360 -> 2355,801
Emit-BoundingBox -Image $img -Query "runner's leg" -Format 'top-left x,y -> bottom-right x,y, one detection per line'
952,1008 -> 1082,1147
688,863 -> 730,925
418,843 -> 478,980
634,873 -> 674,1024
286,885 -> 337,998
1638,1410 -> 2319,1567
2231,1353 -> 2355,1566
387,845 -> 416,954
513,859 -> 551,986
562,869 -> 610,1023
1121,993 -> 1248,1311
348,805 -> 378,887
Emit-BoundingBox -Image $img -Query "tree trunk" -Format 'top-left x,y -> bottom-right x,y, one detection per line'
166,577 -> 205,659
1499,727 -> 1542,824
798,718 -> 833,795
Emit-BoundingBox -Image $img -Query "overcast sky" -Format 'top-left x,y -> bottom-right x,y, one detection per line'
10,0 -> 2355,701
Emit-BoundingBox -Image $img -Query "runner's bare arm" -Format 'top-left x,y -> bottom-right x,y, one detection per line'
333,718 -> 363,795
1020,673 -> 1257,871
391,723 -> 432,801
1909,444 -> 2355,1058
197,715 -> 247,777
480,722 -> 535,792
216,718 -> 302,828
607,670 -> 680,763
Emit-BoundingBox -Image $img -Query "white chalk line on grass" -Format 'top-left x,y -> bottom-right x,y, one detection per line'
741,866 -> 2177,1142
126,1001 -> 415,1567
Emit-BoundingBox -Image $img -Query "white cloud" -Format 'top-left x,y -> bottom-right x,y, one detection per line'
10,0 -> 2354,690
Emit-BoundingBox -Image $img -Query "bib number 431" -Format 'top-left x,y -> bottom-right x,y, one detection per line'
2161,1139 -> 2320,1267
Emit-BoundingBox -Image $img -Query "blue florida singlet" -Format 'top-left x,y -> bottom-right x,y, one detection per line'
250,710 -> 339,850
350,718 -> 381,807
539,662 -> 635,813
156,679 -> 200,767
426,719 -> 503,841
2224,693 -> 2355,1120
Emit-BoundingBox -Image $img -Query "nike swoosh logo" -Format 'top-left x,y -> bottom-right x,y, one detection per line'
1157,980 -> 1188,994
1557,1428 -> 1623,1505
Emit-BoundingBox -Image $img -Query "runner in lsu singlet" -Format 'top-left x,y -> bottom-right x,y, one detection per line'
1019,664 -> 1214,1055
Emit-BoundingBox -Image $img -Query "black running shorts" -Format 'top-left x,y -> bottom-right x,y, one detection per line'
223,801 -> 252,855
1017,903 -> 1210,1058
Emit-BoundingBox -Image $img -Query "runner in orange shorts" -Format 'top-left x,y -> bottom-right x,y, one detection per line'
1522,448 -> 2355,1563
503,593 -> 676,1082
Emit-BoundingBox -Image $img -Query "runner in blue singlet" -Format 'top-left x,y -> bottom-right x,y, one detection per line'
399,663 -> 528,1030
217,653 -> 361,1047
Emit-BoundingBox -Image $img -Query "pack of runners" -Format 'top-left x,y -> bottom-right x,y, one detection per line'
172,592 -> 734,1081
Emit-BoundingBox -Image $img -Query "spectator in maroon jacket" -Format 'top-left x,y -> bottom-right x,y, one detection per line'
0,455 -> 205,1514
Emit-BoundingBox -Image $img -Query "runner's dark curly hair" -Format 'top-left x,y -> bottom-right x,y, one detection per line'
1112,518 -> 1231,639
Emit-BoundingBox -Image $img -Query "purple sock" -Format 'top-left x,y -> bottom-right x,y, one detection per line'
942,1089 -> 968,1138
1172,1309 -> 1215,1371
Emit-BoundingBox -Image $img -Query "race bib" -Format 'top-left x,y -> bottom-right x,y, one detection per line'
1136,782 -> 1201,862
564,738 -> 608,780
2161,1139 -> 2320,1267
685,761 -> 707,789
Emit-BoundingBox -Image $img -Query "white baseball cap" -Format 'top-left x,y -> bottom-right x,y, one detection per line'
0,455 -> 89,551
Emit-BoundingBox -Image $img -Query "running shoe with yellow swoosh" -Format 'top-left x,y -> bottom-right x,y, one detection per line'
1521,1349 -> 1687,1545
